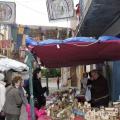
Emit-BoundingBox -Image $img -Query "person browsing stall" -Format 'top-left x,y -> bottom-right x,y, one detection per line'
3,76 -> 23,120
32,68 -> 48,109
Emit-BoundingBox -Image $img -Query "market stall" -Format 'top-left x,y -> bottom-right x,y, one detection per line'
38,88 -> 120,120
25,36 -> 120,120
0,58 -> 29,72
26,36 -> 120,68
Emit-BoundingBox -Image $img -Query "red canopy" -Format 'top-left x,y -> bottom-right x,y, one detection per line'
31,40 -> 120,68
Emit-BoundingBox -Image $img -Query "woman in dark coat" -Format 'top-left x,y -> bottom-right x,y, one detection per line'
32,68 -> 48,109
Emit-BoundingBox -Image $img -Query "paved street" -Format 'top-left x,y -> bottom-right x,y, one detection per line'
20,104 -> 27,120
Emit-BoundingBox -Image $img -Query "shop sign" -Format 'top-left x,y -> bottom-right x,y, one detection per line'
46,0 -> 74,21
1,40 -> 11,49
0,2 -> 16,24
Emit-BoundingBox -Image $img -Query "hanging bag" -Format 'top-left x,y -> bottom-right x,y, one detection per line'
85,87 -> 91,101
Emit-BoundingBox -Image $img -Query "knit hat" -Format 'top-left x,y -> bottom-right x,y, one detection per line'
0,73 -> 5,81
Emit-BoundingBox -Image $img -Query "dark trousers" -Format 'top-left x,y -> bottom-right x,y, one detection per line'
0,116 -> 5,120
6,114 -> 20,120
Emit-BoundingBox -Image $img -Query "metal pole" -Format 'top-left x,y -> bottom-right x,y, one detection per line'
26,52 -> 35,120
105,61 -> 111,101
54,68 -> 55,78
46,68 -> 49,96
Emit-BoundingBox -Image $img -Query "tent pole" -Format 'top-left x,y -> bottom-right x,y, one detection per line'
46,68 -> 49,96
105,61 -> 111,101
84,65 -> 86,72
26,52 -> 35,120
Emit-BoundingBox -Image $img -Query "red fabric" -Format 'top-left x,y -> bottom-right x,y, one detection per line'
74,118 -> 83,120
31,40 -> 120,68
76,6 -> 80,14
76,6 -> 80,20
76,96 -> 85,103
57,79 -> 59,84
37,114 -> 51,120
26,104 -> 46,120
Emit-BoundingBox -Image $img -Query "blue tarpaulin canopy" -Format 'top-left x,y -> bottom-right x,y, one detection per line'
26,36 -> 120,68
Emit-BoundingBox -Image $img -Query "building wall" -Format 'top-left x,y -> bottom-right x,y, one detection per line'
0,24 -> 11,57
61,68 -> 68,87
70,19 -> 77,30
70,66 -> 84,89
0,25 -> 11,40
112,61 -> 120,100
83,0 -> 90,9
102,18 -> 120,36
70,66 -> 77,86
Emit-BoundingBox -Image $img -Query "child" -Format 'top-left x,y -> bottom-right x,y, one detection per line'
26,104 -> 45,120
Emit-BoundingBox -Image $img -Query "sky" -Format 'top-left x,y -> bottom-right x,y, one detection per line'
2,0 -> 79,27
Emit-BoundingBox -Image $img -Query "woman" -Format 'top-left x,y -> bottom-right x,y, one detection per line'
3,76 -> 23,120
32,68 -> 48,109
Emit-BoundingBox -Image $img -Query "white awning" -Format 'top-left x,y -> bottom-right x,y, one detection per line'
0,58 -> 29,72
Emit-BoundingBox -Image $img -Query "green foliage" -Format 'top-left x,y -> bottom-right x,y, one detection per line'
41,68 -> 46,77
41,68 -> 61,78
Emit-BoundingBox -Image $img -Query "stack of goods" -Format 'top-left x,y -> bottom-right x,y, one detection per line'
45,88 -> 84,120
46,88 -> 120,120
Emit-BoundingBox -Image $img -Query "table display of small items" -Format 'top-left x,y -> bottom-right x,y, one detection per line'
46,88 -> 77,105
46,98 -> 84,120
45,88 -> 84,120
46,89 -> 120,120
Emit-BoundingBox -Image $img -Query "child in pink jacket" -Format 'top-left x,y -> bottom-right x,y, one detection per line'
26,104 -> 45,120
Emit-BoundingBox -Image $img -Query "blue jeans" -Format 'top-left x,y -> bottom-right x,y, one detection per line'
57,84 -> 59,89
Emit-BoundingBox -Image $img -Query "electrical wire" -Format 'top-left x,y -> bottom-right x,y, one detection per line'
13,0 -> 47,15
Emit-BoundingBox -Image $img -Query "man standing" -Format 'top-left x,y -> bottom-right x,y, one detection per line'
88,69 -> 109,107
